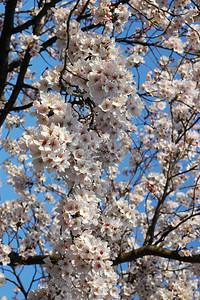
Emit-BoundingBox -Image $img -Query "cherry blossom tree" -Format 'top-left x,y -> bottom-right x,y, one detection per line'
0,0 -> 200,299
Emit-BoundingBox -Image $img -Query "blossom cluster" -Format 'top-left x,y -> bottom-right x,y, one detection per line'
40,20 -> 138,106
91,1 -> 131,33
28,234 -> 119,300
21,92 -> 125,186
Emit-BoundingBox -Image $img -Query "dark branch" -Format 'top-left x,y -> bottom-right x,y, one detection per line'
5,245 -> 200,268
143,172 -> 171,245
0,0 -> 18,99
0,1 -> 61,127
0,49 -> 32,127
113,245 -> 200,266
40,36 -> 57,52
154,211 -> 200,246
116,38 -> 200,57
0,102 -> 33,113
8,252 -> 59,266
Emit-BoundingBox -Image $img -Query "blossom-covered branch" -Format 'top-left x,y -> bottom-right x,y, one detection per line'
4,245 -> 200,268
0,0 -> 200,299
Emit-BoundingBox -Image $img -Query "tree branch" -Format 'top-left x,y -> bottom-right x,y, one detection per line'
0,101 -> 33,113
113,245 -> 200,265
143,170 -> 172,245
0,0 -> 18,99
154,211 -> 200,246
7,252 -> 59,266
11,266 -> 27,298
0,49 -> 32,127
5,245 -> 200,269
0,1 -> 61,127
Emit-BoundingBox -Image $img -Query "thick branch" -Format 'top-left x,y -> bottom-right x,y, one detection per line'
0,0 -> 18,98
8,252 -> 59,266
113,245 -> 200,266
5,246 -> 200,268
